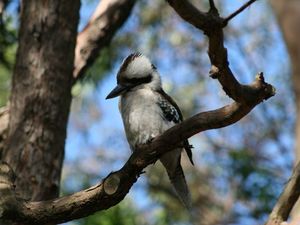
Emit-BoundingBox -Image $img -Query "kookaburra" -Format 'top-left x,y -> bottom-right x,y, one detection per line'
106,53 -> 193,208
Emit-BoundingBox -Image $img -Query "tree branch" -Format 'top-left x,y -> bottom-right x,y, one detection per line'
166,0 -> 221,33
208,0 -> 218,13
73,0 -> 136,82
265,162 -> 300,225
223,0 -> 258,25
167,0 -> 273,104
0,82 -> 274,224
0,0 -> 137,157
0,0 -> 276,224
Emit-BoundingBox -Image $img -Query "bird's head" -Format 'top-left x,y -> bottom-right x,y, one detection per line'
106,53 -> 161,99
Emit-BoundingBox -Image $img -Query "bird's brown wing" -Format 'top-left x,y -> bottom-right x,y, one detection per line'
157,88 -> 194,165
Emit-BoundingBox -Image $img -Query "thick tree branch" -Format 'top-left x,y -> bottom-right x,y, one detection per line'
2,0 -> 81,203
0,0 -> 276,224
73,0 -> 136,82
0,78 -> 274,224
166,0 -> 221,33
167,0 -> 271,104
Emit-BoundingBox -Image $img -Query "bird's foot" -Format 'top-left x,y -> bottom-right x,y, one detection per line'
146,137 -> 155,144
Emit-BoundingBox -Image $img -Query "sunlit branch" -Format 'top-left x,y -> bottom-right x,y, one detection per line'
73,0 -> 136,82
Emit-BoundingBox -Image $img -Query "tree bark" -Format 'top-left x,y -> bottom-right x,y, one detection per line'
0,2 -> 137,224
0,1 -> 137,224
0,0 -> 137,148
1,0 -> 80,204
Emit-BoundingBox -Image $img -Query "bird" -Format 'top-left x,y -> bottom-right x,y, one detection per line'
106,53 -> 193,209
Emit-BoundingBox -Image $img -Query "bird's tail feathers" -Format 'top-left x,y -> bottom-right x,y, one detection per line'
168,163 -> 192,210
160,152 -> 192,210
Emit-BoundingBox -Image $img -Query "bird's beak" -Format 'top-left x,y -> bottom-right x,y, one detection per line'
106,84 -> 131,99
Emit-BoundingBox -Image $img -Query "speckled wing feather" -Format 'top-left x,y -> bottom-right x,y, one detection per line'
157,89 -> 194,165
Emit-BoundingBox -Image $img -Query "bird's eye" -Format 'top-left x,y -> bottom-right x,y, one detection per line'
123,75 -> 152,84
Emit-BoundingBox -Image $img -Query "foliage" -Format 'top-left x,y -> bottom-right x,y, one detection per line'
76,201 -> 148,225
0,13 -> 17,106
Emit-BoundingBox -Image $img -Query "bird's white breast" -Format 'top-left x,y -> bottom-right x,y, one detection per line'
119,88 -> 173,151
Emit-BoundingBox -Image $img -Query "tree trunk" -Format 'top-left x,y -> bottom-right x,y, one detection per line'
270,0 -> 300,219
1,0 -> 80,204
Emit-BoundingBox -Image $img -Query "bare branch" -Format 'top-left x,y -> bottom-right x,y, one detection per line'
208,0 -> 217,13
167,0 -> 272,104
223,0 -> 258,25
73,0 -> 136,82
265,163 -> 300,225
166,0 -> 217,32
0,77 -> 274,224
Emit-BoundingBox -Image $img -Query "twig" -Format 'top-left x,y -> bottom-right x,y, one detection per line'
209,0 -> 217,13
223,0 -> 258,25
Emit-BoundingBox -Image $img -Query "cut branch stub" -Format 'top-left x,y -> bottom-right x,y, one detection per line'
240,72 -> 276,105
208,0 -> 218,14
209,65 -> 220,79
253,72 -> 276,101
103,173 -> 121,195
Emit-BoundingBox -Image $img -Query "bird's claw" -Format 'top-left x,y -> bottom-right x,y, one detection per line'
146,137 -> 155,144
